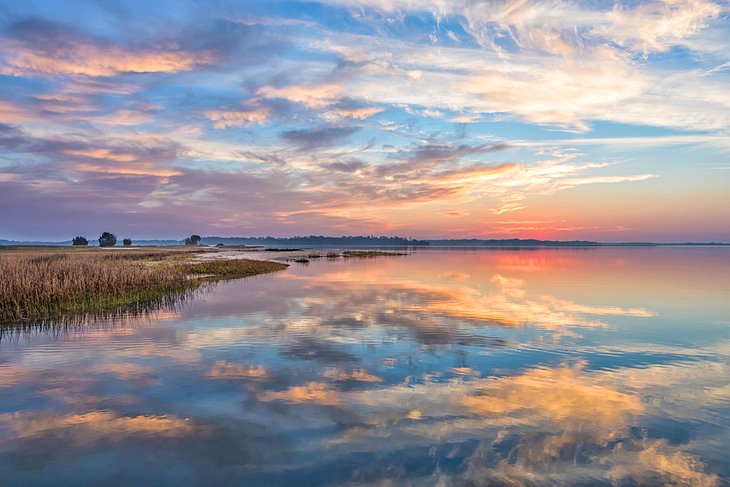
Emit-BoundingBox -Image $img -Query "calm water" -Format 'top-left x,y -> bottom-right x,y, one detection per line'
1,248 -> 730,486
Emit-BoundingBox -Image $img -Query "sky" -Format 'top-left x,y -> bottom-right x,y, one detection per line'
0,0 -> 729,242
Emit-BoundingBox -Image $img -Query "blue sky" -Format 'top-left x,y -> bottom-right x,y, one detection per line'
1,0 -> 729,241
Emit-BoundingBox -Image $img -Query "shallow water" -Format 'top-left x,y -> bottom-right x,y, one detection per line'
1,247 -> 730,486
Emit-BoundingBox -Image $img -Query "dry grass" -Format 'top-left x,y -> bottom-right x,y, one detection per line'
0,248 -> 287,326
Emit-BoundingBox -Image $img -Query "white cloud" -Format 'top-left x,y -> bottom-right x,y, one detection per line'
304,0 -> 729,132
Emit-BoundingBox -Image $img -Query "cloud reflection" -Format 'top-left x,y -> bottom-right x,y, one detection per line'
0,411 -> 201,445
1,250 -> 728,484
325,362 -> 719,486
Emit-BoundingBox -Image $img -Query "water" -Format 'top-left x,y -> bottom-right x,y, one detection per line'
1,247 -> 729,486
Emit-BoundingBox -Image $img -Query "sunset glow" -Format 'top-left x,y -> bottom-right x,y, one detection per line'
1,0 -> 729,241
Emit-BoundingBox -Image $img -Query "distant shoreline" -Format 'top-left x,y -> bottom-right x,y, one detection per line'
2,238 -> 729,248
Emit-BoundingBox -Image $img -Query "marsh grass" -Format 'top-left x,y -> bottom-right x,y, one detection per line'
179,259 -> 287,279
0,248 -> 286,328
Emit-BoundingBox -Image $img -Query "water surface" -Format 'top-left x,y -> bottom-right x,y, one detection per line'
1,248 -> 730,486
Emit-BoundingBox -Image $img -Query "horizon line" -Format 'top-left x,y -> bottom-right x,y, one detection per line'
2,236 -> 729,247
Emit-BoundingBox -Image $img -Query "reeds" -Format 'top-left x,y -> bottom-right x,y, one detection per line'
0,249 -> 286,327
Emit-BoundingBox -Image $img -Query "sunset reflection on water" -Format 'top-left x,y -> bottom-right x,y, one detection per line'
1,247 -> 729,486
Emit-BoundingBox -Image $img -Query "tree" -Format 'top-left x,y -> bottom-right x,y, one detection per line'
123,238 -> 132,246
184,234 -> 202,246
72,236 -> 88,246
98,232 -> 117,247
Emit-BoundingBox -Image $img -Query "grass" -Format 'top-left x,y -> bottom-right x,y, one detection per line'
180,259 -> 288,279
0,248 -> 286,327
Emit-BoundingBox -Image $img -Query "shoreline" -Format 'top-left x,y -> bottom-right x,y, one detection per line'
193,247 -> 407,264
0,246 -> 406,329
0,247 -> 287,328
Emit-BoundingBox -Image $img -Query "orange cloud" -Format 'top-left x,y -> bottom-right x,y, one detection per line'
91,109 -> 154,126
65,146 -> 182,178
606,440 -> 720,487
0,100 -> 36,121
257,83 -> 341,108
394,273 -> 653,329
462,363 -> 644,428
0,411 -> 199,443
259,381 -> 341,406
3,43 -> 214,77
331,358 -> 719,484
65,148 -> 137,162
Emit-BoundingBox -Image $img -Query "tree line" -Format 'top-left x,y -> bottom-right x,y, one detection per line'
201,235 -> 430,246
71,233 -> 202,247
72,233 -> 132,247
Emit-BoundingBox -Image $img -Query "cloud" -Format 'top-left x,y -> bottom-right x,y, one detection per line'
323,159 -> 367,173
461,363 -> 643,427
323,106 -> 383,120
0,0 -> 727,240
64,148 -> 139,163
306,2 -> 729,132
324,368 -> 383,382
0,100 -> 38,122
257,83 -> 383,122
0,121 -> 660,239
206,361 -> 268,379
282,337 -> 359,364
323,360 -> 721,485
1,19 -> 215,77
0,411 -> 201,444
364,272 -> 654,330
258,83 -> 342,108
281,125 -> 361,150
320,0 -> 724,55
479,150 -> 657,214
93,363 -> 154,381
259,381 -> 341,406
205,107 -> 270,128
0,123 -> 184,181
375,142 -> 513,178
600,0 -> 724,53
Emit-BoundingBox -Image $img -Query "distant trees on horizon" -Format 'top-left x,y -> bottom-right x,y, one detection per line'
184,235 -> 201,246
98,232 -> 117,247
66,234 -> 606,248
70,232 -> 202,247
200,235 -> 431,246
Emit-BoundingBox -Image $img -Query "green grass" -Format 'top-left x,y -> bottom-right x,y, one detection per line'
180,259 -> 287,279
